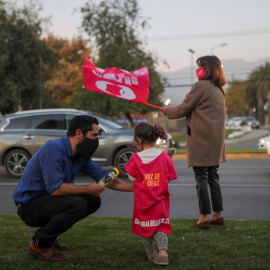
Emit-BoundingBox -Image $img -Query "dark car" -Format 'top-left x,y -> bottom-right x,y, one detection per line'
243,117 -> 260,129
0,109 -> 137,178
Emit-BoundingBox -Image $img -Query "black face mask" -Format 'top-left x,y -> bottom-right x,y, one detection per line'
77,137 -> 99,161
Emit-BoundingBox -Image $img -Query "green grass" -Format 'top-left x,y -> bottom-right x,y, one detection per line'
0,215 -> 269,269
225,148 -> 267,153
171,133 -> 186,144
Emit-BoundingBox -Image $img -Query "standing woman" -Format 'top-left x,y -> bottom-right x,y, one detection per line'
161,55 -> 226,230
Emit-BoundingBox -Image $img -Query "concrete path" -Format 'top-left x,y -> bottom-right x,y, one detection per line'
225,128 -> 270,146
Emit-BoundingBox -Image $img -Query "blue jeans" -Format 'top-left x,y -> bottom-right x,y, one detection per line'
193,166 -> 223,215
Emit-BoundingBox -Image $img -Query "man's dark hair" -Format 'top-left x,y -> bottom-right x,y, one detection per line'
67,115 -> 99,137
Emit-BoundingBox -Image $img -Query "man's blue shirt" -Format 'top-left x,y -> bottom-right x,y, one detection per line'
12,136 -> 108,204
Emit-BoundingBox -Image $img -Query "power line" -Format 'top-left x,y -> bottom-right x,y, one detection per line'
166,78 -> 270,88
163,72 -> 253,81
149,28 -> 270,41
45,78 -> 270,91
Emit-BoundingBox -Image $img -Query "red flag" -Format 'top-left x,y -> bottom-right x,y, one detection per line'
83,58 -> 152,106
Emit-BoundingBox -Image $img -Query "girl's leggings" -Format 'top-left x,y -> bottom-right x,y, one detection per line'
143,232 -> 168,252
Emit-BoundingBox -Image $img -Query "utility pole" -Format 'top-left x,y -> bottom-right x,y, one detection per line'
188,49 -> 195,85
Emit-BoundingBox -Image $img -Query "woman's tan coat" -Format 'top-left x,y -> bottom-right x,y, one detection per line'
166,80 -> 226,168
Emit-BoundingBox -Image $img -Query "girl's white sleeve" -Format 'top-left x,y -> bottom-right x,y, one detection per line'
127,174 -> 136,182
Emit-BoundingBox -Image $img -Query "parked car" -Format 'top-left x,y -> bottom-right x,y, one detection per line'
257,135 -> 270,149
156,134 -> 175,158
267,141 -> 270,156
225,118 -> 232,129
243,117 -> 260,129
0,109 -> 175,178
228,116 -> 260,130
0,109 -> 137,178
229,117 -> 247,129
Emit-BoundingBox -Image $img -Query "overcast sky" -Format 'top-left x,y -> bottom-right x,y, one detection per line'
17,0 -> 270,72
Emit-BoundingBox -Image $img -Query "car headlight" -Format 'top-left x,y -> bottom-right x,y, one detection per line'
156,138 -> 167,145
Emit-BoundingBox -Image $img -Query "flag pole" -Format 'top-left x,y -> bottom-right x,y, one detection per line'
146,103 -> 162,110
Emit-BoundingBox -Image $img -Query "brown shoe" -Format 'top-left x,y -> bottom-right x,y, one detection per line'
190,220 -> 210,230
52,237 -> 70,251
146,250 -> 157,261
153,255 -> 169,266
209,217 -> 224,226
28,241 -> 68,262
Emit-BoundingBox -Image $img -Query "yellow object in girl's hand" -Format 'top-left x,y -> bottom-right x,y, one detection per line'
98,167 -> 120,187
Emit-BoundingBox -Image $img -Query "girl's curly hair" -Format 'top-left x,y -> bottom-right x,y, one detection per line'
134,122 -> 168,147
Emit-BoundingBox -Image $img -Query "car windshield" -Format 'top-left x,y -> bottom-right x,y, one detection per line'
94,115 -> 124,130
245,117 -> 255,122
0,117 -> 8,129
234,117 -> 242,121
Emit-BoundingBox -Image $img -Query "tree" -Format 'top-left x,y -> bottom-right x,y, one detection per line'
70,0 -> 165,126
42,34 -> 92,108
225,78 -> 249,117
0,0 -> 50,114
246,62 -> 270,125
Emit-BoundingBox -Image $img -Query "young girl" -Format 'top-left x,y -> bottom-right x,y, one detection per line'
125,122 -> 177,266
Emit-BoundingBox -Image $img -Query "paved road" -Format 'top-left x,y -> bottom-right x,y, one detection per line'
1,158 -> 270,220
93,159 -> 270,220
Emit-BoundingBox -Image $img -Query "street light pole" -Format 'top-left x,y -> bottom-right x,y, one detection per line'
39,55 -> 42,109
188,49 -> 195,85
211,43 -> 227,55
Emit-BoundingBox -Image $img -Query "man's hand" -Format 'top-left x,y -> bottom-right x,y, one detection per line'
51,182 -> 104,196
88,182 -> 105,197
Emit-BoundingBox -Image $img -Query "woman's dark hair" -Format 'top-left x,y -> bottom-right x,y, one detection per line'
196,55 -> 226,95
67,115 -> 99,137
134,122 -> 168,147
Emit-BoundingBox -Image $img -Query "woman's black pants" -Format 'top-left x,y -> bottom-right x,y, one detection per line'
17,194 -> 101,248
193,165 -> 223,215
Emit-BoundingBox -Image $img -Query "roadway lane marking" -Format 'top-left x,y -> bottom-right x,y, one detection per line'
220,167 -> 270,169
2,183 -> 270,187
169,184 -> 270,187
174,166 -> 270,169
173,154 -> 270,159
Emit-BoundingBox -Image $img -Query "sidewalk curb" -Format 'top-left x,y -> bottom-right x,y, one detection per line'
173,154 -> 270,159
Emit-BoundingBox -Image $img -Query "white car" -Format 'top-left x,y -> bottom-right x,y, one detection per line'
267,141 -> 270,156
225,118 -> 232,129
230,117 -> 246,129
257,136 -> 270,149
156,134 -> 176,157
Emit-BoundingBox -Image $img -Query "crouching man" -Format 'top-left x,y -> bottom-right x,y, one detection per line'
12,115 -> 133,262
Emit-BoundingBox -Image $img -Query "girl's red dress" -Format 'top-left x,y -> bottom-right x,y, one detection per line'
125,152 -> 177,237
